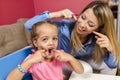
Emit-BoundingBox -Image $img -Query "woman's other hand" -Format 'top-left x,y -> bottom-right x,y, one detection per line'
49,9 -> 77,20
93,31 -> 113,52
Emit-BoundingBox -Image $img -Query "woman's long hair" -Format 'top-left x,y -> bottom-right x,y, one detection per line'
70,1 -> 120,62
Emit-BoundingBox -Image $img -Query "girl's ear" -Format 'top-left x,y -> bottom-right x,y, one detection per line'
33,40 -> 37,47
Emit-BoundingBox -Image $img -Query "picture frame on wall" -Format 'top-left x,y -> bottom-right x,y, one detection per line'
109,0 -> 118,6
109,0 -> 118,18
98,0 -> 118,18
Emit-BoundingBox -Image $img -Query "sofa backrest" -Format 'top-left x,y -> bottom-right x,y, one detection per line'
0,18 -> 31,57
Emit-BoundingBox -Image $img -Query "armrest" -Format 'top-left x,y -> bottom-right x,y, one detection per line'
0,46 -> 32,80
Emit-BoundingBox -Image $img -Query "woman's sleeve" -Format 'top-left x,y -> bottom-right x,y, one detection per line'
103,52 -> 118,68
24,11 -> 50,31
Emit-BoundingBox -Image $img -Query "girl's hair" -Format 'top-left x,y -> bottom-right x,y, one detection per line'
70,1 -> 120,62
31,20 -> 57,50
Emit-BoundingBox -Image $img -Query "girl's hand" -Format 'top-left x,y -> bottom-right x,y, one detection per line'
49,9 -> 77,20
93,31 -> 113,52
54,50 -> 73,62
27,50 -> 46,64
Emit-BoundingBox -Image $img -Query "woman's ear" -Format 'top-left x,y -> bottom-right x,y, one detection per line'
97,25 -> 104,32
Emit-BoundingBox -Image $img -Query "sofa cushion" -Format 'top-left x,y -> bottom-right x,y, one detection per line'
17,18 -> 31,45
0,18 -> 31,57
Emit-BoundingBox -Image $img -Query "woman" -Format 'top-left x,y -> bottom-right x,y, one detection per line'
25,1 -> 120,75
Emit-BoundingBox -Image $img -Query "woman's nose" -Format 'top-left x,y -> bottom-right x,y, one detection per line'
81,22 -> 87,29
78,19 -> 87,29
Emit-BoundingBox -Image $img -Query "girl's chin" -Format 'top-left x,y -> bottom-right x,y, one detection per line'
47,55 -> 54,59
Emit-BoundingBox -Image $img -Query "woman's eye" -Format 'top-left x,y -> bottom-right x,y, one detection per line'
88,22 -> 95,27
81,15 -> 86,20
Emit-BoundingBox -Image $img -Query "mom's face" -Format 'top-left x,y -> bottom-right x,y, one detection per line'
76,8 -> 99,35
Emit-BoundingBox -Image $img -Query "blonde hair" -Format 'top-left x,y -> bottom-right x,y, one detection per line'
31,21 -> 57,50
70,1 -> 120,62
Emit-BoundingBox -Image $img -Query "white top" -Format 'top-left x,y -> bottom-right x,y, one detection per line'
69,71 -> 120,80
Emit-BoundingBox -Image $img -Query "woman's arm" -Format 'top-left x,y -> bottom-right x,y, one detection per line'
25,11 -> 50,31
25,9 -> 76,31
93,31 -> 118,68
103,52 -> 118,68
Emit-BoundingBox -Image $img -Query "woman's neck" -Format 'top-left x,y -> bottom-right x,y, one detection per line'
79,34 -> 89,44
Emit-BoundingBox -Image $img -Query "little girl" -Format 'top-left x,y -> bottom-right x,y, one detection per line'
7,21 -> 84,80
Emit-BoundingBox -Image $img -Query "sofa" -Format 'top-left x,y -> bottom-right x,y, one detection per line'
0,18 -> 93,80
0,18 -> 33,80
0,46 -> 32,80
0,18 -> 31,57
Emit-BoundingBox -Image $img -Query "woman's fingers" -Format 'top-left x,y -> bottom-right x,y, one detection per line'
60,9 -> 77,20
93,31 -> 112,51
93,31 -> 105,38
72,13 -> 78,20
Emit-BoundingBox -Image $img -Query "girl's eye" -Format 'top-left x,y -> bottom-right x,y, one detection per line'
42,38 -> 47,41
53,37 -> 58,41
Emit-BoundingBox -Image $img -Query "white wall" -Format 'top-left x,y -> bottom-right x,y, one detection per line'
117,0 -> 120,44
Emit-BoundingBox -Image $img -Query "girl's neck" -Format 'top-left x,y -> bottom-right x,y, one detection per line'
45,57 -> 54,62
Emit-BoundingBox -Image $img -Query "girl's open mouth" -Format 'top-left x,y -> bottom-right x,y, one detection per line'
48,48 -> 54,54
48,49 -> 52,53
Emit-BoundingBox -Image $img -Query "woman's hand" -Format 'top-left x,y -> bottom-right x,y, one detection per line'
93,31 -> 113,52
49,9 -> 77,20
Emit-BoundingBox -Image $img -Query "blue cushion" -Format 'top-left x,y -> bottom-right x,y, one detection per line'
0,46 -> 32,80
22,72 -> 32,80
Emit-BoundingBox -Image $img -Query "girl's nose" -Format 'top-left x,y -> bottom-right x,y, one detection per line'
49,40 -> 54,45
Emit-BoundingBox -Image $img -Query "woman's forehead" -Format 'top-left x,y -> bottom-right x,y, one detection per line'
83,8 -> 99,27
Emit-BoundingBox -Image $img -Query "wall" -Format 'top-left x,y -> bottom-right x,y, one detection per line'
33,0 -> 93,15
0,0 -> 35,25
0,0 -> 93,25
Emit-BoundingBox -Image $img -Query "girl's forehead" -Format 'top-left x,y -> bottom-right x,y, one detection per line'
36,24 -> 58,34
36,24 -> 56,30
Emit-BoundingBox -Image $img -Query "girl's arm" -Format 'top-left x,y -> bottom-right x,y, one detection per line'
55,50 -> 84,74
66,55 -> 84,74
6,60 -> 33,80
6,50 -> 45,80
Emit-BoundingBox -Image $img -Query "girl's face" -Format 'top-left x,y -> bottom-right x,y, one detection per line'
76,8 -> 99,36
33,23 -> 58,58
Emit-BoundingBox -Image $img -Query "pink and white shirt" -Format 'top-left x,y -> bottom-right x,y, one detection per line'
27,57 -> 65,80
